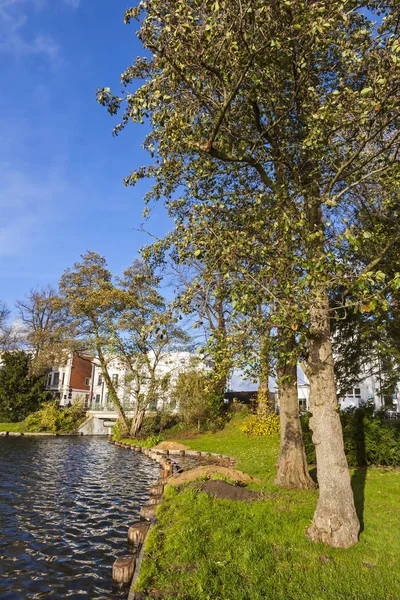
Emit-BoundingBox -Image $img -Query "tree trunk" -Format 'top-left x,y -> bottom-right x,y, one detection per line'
130,404 -> 146,437
97,348 -> 129,435
274,361 -> 315,489
306,293 -> 359,548
258,331 -> 271,414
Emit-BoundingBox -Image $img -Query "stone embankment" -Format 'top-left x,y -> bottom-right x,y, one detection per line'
109,440 -> 239,599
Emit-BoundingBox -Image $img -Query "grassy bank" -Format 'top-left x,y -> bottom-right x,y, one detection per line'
0,422 -> 22,432
135,416 -> 400,599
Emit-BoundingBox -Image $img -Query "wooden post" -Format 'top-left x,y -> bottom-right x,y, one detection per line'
161,459 -> 173,478
148,495 -> 162,506
128,522 -> 150,545
150,484 -> 164,496
140,505 -> 157,520
112,555 -> 135,584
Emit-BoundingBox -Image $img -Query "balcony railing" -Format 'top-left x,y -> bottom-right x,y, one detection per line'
85,399 -> 136,412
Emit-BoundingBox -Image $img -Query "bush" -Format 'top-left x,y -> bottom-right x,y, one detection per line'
301,404 -> 400,467
172,368 -> 211,430
137,412 -> 179,439
112,418 -> 132,441
139,434 -> 164,448
22,400 -> 86,433
240,409 -> 280,436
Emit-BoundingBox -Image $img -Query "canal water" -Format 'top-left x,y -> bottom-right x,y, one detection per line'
0,436 -> 160,599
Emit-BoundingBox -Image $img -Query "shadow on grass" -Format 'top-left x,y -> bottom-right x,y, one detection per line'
351,468 -> 367,533
351,409 -> 367,534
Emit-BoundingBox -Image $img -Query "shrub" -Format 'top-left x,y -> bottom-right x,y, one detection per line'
22,400 -> 86,433
172,368 -> 211,430
240,409 -> 280,436
137,412 -> 179,438
140,434 -> 164,448
301,404 -> 400,467
112,418 -> 132,441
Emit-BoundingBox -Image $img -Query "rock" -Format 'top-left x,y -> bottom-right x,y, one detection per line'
168,465 -> 260,486
153,441 -> 190,451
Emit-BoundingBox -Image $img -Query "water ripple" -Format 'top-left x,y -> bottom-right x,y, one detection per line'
0,437 -> 160,598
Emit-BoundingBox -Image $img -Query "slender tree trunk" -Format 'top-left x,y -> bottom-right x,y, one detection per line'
306,293 -> 359,548
97,348 -> 129,435
130,403 -> 146,437
275,360 -> 315,489
258,330 -> 271,413
210,298 -> 230,408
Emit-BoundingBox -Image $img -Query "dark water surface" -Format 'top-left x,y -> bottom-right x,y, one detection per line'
0,437 -> 159,599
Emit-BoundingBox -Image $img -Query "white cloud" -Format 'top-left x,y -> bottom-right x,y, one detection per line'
0,0 -> 79,60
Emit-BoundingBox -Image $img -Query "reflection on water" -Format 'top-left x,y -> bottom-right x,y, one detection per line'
0,437 -> 159,599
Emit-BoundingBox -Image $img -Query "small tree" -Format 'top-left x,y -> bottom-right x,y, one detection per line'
60,252 -> 131,434
117,260 -> 190,436
0,351 -> 51,422
172,365 -> 210,430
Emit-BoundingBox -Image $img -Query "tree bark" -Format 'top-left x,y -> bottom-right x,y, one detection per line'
258,330 -> 271,414
306,293 -> 359,548
97,348 -> 129,435
274,361 -> 315,489
130,406 -> 146,437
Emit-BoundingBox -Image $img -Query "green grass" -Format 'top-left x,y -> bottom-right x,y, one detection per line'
0,422 -> 22,432
135,416 -> 400,599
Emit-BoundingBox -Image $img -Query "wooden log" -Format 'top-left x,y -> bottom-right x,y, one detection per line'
128,522 -> 150,545
189,451 -> 201,457
112,555 -> 135,584
148,495 -> 163,506
150,484 -> 164,496
140,505 -> 157,520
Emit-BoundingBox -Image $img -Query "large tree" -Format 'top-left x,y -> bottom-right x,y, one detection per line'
60,252 -> 188,437
99,0 -> 400,547
115,259 -> 189,436
15,286 -> 68,366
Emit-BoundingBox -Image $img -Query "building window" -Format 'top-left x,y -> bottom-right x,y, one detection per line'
85,377 -> 90,386
112,374 -> 119,386
53,372 -> 60,386
346,387 -> 362,398
95,394 -> 101,404
97,374 -> 103,386
61,373 -> 65,386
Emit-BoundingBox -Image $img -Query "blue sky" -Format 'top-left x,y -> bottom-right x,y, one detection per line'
0,0 -> 170,312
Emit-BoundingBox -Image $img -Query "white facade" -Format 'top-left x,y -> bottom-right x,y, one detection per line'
85,351 -> 202,412
296,367 -> 399,413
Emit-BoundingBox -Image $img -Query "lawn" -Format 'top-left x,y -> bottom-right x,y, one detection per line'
134,416 -> 400,599
0,422 -> 22,432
